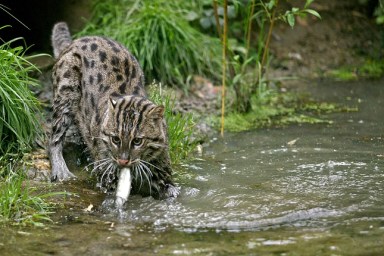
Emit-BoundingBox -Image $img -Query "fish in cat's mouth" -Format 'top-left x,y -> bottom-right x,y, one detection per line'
115,167 -> 132,208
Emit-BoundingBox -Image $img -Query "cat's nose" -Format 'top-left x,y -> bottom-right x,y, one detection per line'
117,159 -> 129,166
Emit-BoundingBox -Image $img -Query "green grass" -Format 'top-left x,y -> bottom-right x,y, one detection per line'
78,0 -> 221,88
0,31 -> 43,155
0,165 -> 56,227
0,27 -> 56,226
148,82 -> 197,164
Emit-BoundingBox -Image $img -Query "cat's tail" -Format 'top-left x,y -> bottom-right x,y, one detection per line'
51,22 -> 72,59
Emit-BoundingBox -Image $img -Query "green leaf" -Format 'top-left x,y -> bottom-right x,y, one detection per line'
267,0 -> 275,10
287,13 -> 295,27
303,9 -> 321,19
184,11 -> 199,21
305,0 -> 315,8
376,15 -> 384,24
233,74 -> 243,85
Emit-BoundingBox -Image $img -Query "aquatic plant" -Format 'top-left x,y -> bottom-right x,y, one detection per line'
0,29 -> 43,155
78,0 -> 222,88
220,88 -> 357,132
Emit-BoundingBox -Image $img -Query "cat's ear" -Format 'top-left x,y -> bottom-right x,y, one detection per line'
147,105 -> 164,119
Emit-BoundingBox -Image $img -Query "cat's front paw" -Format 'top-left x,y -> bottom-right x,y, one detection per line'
51,163 -> 76,182
166,184 -> 180,198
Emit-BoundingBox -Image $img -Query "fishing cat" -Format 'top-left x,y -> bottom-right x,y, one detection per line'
49,22 -> 178,200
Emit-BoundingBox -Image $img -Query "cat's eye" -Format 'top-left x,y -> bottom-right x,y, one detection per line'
111,136 -> 121,145
132,138 -> 143,146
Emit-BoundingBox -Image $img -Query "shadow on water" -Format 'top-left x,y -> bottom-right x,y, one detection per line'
2,79 -> 384,255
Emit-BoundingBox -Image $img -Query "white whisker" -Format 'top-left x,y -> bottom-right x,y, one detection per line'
137,164 -> 144,190
91,160 -> 112,176
140,159 -> 162,171
138,161 -> 156,195
100,162 -> 114,185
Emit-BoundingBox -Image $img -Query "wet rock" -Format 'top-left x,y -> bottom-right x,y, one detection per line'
23,149 -> 51,182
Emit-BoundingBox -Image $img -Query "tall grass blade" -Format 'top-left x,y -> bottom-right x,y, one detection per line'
0,32 -> 42,155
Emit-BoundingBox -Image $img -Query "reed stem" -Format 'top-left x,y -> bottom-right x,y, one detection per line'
261,0 -> 279,68
212,0 -> 222,40
220,0 -> 228,137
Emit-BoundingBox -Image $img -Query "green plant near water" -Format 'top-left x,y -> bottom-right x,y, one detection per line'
328,59 -> 384,81
366,0 -> 384,24
228,0 -> 320,112
221,88 -> 356,132
148,82 -> 197,164
0,25 -> 56,226
0,29 -> 43,155
219,68 -> 354,132
0,142 -> 63,227
0,174 -> 51,226
217,0 -> 321,133
78,0 -> 222,88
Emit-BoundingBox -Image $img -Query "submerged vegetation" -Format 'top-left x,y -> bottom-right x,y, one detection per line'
220,91 -> 357,132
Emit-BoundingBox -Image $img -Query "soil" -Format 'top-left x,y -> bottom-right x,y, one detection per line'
27,0 -> 383,181
268,0 -> 382,80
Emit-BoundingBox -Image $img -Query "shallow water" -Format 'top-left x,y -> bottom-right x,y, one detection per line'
2,79 -> 384,255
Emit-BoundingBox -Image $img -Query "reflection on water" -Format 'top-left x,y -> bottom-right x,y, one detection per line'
1,80 -> 384,255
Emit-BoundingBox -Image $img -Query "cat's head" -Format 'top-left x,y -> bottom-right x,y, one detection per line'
101,95 -> 168,168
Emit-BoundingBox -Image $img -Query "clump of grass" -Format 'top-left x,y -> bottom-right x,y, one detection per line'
0,26 -> 57,226
0,165 -> 55,226
0,151 -> 66,226
78,0 -> 222,88
148,82 -> 196,164
0,30 -> 43,155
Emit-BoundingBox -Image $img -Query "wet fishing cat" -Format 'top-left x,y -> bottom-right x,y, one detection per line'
49,22 -> 178,200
